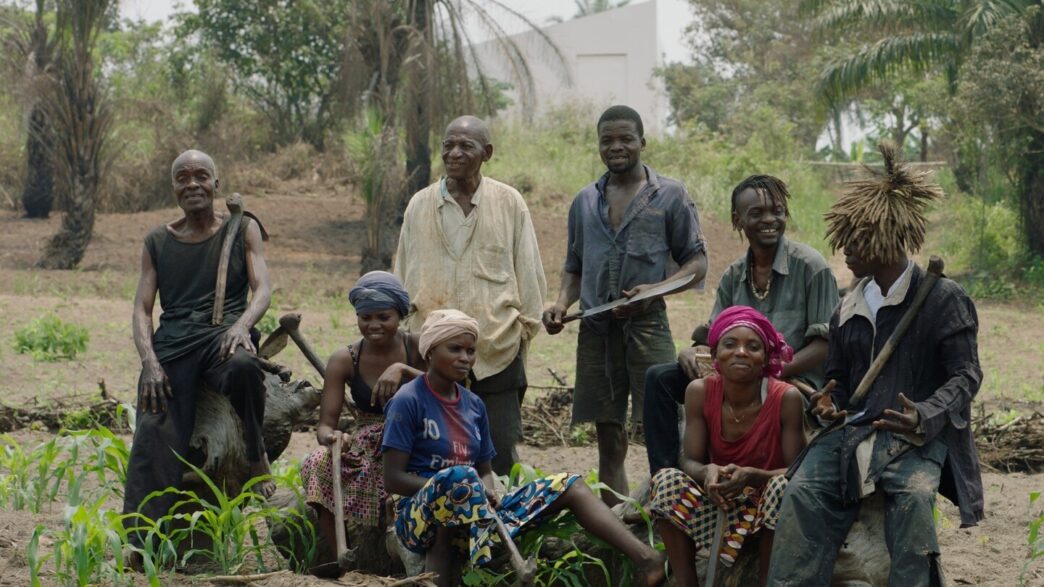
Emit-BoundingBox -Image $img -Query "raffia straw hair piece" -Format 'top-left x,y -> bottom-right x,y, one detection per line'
824,141 -> 943,265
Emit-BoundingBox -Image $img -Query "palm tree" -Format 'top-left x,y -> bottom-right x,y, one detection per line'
346,0 -> 566,272
37,0 -> 114,269
5,0 -> 58,218
803,0 -> 1032,100
804,0 -> 1044,256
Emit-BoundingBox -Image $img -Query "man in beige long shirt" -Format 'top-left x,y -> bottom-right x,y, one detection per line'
394,115 -> 546,475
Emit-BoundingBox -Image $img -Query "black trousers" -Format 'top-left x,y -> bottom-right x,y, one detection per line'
470,353 -> 527,477
122,336 -> 266,530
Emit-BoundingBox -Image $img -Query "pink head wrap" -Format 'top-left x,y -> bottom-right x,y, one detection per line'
708,306 -> 793,378
418,309 -> 480,359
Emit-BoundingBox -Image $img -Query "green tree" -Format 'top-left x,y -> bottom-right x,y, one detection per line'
664,0 -> 830,150
804,0 -> 1043,254
176,0 -> 352,150
38,0 -> 114,269
952,8 -> 1044,257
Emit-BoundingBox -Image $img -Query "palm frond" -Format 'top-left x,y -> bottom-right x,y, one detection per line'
959,0 -> 1032,39
818,31 -> 960,101
813,0 -> 957,35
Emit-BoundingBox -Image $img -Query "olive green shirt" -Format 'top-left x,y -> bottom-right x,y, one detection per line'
705,236 -> 839,389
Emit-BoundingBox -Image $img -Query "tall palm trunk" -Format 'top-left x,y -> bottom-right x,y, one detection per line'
1021,132 -> 1044,258
18,0 -> 57,219
362,0 -> 434,272
22,103 -> 55,218
37,0 -> 113,270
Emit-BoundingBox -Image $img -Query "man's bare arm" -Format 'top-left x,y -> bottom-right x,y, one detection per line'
133,246 -> 171,413
781,337 -> 828,381
542,271 -> 581,335
614,251 -> 708,318
219,219 -> 271,357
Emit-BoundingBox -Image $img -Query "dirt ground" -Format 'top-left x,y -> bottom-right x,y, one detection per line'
1,179 -> 1043,585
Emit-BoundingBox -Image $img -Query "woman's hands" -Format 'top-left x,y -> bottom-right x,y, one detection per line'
703,464 -> 761,508
316,425 -> 350,449
373,363 -> 406,407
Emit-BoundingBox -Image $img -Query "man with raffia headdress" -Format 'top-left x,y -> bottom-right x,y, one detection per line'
767,143 -> 984,585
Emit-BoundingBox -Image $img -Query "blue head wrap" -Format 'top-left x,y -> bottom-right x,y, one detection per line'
348,271 -> 411,317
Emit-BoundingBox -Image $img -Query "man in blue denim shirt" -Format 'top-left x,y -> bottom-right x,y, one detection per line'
543,106 -> 708,504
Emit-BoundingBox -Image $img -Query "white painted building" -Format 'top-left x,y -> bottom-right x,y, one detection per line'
472,0 -> 668,136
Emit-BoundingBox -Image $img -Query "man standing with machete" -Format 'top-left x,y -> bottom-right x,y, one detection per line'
543,106 -> 708,505
123,150 -> 274,553
767,142 -> 984,585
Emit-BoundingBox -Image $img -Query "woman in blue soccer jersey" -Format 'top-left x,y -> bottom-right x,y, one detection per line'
382,309 -> 667,587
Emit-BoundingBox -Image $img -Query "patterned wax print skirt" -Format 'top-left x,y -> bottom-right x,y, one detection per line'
301,412 -> 386,527
648,468 -> 788,567
394,465 -> 580,566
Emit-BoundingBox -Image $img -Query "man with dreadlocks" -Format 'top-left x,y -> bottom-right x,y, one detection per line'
644,174 -> 839,475
767,143 -> 983,585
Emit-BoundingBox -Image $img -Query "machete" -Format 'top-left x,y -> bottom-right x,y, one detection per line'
561,272 -> 697,323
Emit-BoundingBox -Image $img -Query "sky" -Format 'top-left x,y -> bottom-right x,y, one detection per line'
120,0 -> 697,64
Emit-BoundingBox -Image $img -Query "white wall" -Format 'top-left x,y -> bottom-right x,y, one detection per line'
472,0 -> 666,136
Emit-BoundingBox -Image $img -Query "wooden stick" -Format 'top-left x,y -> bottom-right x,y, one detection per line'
331,435 -> 348,565
212,193 -> 244,326
849,256 -> 944,405
205,569 -> 290,585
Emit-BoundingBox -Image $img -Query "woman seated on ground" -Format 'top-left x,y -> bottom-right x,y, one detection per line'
300,271 -> 426,574
382,309 -> 667,587
648,306 -> 805,587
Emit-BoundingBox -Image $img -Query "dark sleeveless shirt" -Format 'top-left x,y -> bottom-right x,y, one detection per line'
349,336 -> 413,415
145,218 -> 250,364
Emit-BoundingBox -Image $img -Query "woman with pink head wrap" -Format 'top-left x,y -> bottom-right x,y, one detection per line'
647,305 -> 805,586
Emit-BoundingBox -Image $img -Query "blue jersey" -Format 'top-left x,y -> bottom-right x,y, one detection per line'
382,376 -> 496,477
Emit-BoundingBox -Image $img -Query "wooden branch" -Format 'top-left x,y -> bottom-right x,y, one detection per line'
205,570 -> 290,585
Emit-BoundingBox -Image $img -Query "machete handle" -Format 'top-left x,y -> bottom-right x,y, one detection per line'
561,312 -> 582,324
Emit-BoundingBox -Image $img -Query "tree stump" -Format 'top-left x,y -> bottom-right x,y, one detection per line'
179,363 -> 322,498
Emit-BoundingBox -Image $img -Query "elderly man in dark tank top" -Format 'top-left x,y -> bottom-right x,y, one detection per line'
122,150 -> 273,550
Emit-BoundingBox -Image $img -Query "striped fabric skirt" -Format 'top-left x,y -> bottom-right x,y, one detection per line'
648,467 -> 788,567
394,465 -> 580,566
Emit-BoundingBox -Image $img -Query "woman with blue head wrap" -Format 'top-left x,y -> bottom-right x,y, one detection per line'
300,271 -> 426,577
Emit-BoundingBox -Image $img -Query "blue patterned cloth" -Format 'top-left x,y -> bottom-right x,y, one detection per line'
394,465 -> 580,565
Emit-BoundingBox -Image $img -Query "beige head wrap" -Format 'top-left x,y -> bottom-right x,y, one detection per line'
418,309 -> 480,358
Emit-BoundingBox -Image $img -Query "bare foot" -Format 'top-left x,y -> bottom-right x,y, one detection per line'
637,551 -> 668,586
249,454 -> 276,498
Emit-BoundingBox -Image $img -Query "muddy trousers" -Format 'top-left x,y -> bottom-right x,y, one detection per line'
767,429 -> 944,586
122,339 -> 266,542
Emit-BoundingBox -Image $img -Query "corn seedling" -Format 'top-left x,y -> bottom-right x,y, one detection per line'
1023,491 -> 1044,584
147,455 -> 315,576
28,476 -> 166,587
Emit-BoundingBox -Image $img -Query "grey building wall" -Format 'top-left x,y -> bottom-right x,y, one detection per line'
473,0 -> 666,136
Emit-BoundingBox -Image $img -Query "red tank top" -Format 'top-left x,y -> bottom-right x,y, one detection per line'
702,374 -> 789,471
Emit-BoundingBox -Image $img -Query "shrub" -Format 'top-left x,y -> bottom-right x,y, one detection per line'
13,314 -> 89,361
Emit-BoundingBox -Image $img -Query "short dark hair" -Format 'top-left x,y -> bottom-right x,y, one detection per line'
730,175 -> 791,218
597,105 -> 644,138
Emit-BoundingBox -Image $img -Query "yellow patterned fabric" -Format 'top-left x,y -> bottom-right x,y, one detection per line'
393,465 -> 579,566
